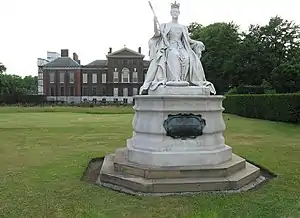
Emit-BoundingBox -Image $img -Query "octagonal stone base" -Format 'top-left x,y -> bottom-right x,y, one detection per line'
97,148 -> 262,195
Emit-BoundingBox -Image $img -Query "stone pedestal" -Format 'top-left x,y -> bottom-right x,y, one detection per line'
127,93 -> 231,166
97,86 -> 262,195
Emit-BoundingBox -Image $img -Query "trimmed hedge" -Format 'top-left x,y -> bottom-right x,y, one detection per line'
223,94 -> 300,123
0,95 -> 46,105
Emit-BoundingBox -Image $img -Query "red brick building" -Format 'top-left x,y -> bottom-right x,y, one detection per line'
41,47 -> 150,103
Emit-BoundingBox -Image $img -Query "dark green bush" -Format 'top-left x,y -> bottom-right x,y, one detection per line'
223,94 -> 300,123
227,85 -> 265,95
0,95 -> 46,105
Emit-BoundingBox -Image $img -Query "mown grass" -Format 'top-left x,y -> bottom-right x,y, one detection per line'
0,105 -> 134,114
0,107 -> 299,218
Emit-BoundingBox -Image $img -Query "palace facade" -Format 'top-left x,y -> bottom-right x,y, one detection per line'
38,47 -> 150,104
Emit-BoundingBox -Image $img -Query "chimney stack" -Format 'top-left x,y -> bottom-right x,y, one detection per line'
108,47 -> 112,54
73,52 -> 78,61
138,47 -> 141,53
61,49 -> 69,57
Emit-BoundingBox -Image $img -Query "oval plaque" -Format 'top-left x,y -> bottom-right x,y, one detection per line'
163,113 -> 206,139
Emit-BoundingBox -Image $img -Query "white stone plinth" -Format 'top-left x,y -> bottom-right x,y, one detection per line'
127,145 -> 232,167
126,90 -> 232,167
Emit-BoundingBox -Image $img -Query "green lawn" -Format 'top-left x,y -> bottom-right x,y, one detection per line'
0,107 -> 300,218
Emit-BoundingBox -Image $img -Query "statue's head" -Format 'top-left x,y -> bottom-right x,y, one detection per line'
170,1 -> 180,19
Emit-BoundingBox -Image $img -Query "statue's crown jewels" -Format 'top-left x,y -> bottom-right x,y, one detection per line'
171,1 -> 180,9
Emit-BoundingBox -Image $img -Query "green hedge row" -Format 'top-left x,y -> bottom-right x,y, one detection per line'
223,94 -> 300,123
0,95 -> 46,105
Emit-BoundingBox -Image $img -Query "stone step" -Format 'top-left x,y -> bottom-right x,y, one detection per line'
113,148 -> 246,179
98,154 -> 261,194
227,162 -> 261,190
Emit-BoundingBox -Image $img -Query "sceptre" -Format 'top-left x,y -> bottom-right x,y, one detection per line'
148,1 -> 160,27
148,1 -> 169,46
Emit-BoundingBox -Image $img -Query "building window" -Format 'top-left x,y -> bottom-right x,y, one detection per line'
114,59 -> 118,65
82,73 -> 88,84
113,88 -> 118,97
69,87 -> 75,96
132,71 -> 138,83
122,68 -> 130,83
100,87 -> 106,96
92,87 -> 97,96
102,73 -> 106,83
133,88 -> 138,96
133,60 -> 137,65
50,87 -> 55,96
49,73 -> 55,83
60,72 -> 64,83
123,60 -> 128,65
60,86 -> 65,96
113,71 -> 118,83
38,72 -> 43,80
92,73 -> 97,84
123,88 -> 128,97
83,87 -> 88,96
69,72 -> 75,83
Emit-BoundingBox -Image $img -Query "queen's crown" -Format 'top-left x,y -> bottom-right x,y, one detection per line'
171,1 -> 180,9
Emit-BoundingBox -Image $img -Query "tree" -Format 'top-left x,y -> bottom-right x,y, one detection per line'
0,62 -> 37,95
0,62 -> 7,95
22,75 -> 38,94
0,62 -> 6,73
271,63 -> 300,93
188,22 -> 242,93
234,16 -> 300,87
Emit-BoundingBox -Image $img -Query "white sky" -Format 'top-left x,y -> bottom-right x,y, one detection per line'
0,0 -> 300,76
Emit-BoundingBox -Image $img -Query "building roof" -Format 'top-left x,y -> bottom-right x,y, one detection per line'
107,47 -> 145,58
86,60 -> 107,66
43,57 -> 80,68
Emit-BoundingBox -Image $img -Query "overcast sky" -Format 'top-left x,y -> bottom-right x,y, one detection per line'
0,0 -> 300,76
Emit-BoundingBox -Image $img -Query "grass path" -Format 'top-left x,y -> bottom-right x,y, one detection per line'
0,111 -> 299,218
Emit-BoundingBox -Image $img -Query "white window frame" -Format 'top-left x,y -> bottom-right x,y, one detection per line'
82,73 -> 88,84
133,88 -> 138,96
92,73 -> 97,84
113,71 -> 119,83
121,68 -> 130,83
69,72 -> 75,84
123,88 -> 128,97
113,88 -> 118,97
60,72 -> 64,84
132,71 -> 138,83
49,72 -> 55,83
38,72 -> 43,80
102,73 -> 106,83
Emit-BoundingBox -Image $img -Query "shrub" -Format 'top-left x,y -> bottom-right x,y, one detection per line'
223,94 -> 300,123
0,94 -> 46,105
227,85 -> 265,95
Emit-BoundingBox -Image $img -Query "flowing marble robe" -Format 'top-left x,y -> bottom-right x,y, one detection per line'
140,22 -> 216,95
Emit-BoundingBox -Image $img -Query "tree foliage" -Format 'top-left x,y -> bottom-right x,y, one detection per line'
0,62 -> 37,95
188,15 -> 300,94
0,62 -> 6,73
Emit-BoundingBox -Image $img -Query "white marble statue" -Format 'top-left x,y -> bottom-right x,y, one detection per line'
140,1 -> 216,95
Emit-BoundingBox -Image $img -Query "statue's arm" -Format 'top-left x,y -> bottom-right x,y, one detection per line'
154,17 -> 161,37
